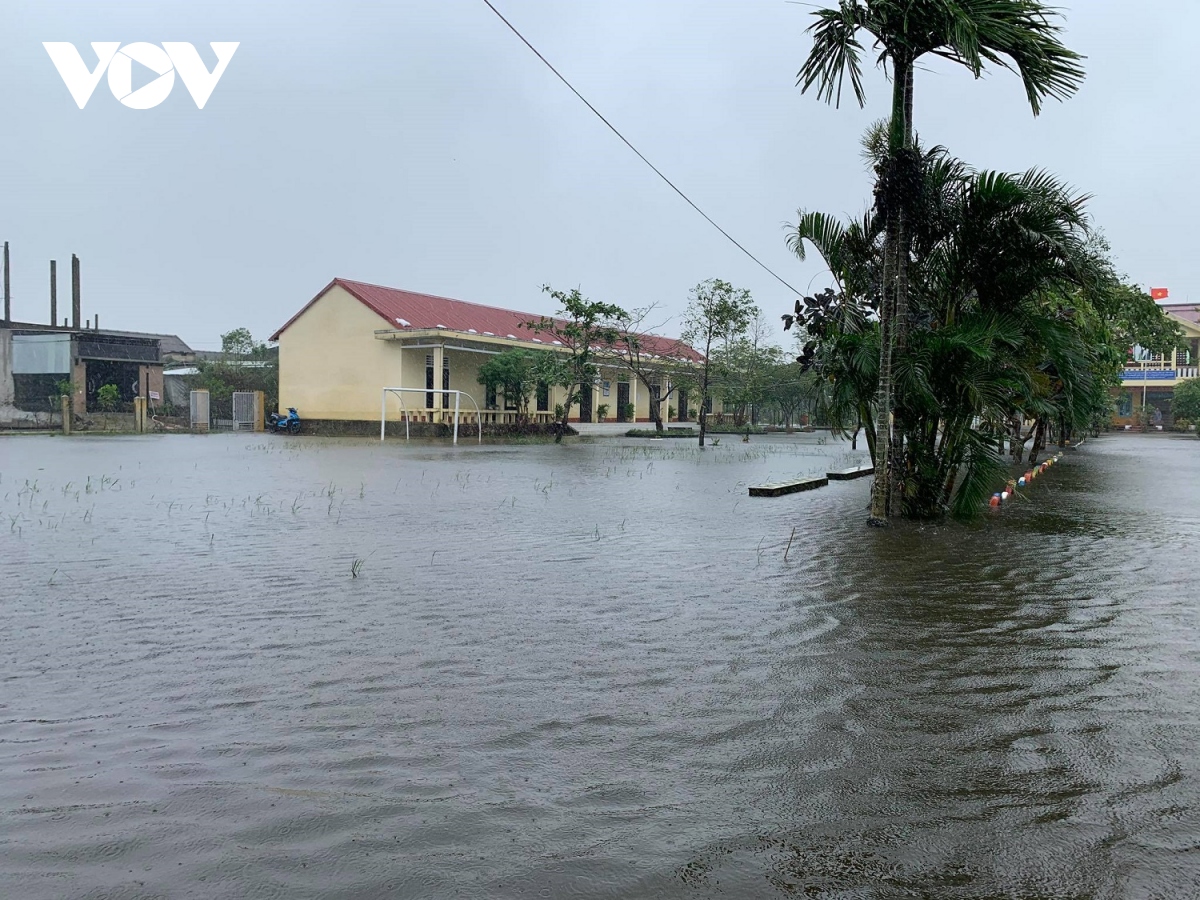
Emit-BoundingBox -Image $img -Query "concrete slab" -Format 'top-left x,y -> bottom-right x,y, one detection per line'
748,476 -> 828,497
827,464 -> 874,480
573,422 -> 696,437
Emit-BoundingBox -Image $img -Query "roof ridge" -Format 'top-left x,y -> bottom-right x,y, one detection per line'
335,277 -> 554,327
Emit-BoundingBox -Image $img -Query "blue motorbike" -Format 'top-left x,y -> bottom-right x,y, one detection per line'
268,407 -> 302,434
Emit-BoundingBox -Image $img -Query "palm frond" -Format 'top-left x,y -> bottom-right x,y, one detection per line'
797,1 -> 869,108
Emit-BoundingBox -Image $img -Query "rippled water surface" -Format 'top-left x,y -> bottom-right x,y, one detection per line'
2,432 -> 1199,899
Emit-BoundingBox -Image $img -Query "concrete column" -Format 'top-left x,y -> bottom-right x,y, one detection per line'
61,395 -> 71,434
253,391 -> 265,432
133,397 -> 146,433
631,376 -> 638,423
148,366 -> 163,405
432,343 -> 444,423
190,389 -> 210,433
72,358 -> 86,416
0,328 -> 13,408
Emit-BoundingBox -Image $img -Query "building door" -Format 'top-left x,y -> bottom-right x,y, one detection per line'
678,390 -> 688,421
578,384 -> 593,423
616,381 -> 630,421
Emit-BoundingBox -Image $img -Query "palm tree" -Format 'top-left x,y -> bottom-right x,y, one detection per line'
788,146 -> 1103,517
795,0 -> 1085,524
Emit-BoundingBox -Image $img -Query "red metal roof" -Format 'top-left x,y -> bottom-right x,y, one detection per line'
271,278 -> 703,361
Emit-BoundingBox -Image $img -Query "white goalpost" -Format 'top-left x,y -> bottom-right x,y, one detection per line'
380,387 -> 483,444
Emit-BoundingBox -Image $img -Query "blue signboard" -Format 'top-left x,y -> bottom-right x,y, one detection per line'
1123,369 -> 1176,381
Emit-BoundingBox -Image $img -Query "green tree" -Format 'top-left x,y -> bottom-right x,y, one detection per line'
714,313 -> 778,427
797,0 -> 1086,524
681,279 -> 755,447
1173,379 -> 1200,433
524,286 -> 626,442
788,144 -> 1109,517
220,327 -> 262,356
610,304 -> 697,433
475,349 -> 546,425
761,359 -> 814,430
197,327 -> 278,413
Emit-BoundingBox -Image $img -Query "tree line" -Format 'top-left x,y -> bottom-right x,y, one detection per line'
784,0 -> 1185,521
476,283 -> 815,444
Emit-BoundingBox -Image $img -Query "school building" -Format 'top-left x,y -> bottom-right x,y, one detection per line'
270,278 -> 715,429
1114,303 -> 1200,427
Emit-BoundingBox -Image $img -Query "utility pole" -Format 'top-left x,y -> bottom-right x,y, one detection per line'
50,260 -> 57,326
3,241 -> 10,323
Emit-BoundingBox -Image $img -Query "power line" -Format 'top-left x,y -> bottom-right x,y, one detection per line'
480,0 -> 801,297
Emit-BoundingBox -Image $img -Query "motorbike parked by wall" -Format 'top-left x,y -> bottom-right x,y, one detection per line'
268,407 -> 302,434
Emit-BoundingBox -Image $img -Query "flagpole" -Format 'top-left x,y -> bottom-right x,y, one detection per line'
1145,286 -> 1169,425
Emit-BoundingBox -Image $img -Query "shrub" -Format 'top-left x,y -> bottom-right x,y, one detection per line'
96,384 -> 120,412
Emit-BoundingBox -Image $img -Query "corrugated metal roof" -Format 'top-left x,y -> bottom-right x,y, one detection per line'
271,278 -> 703,362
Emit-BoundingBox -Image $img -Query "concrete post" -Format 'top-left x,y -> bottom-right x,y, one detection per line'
72,358 -> 86,416
432,343 -> 444,424
253,390 -> 265,432
61,395 -> 71,434
190,389 -> 210,434
133,396 -> 146,433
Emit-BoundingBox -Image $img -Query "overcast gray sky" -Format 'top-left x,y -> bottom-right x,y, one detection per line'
1,1 -> 1194,350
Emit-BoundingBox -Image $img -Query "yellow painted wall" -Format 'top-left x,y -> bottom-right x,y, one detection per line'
279,284 -> 403,420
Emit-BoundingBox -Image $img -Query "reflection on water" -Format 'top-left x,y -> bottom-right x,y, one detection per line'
1,433 -> 1198,898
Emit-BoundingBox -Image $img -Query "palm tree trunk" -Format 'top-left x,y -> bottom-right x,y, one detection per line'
870,55 -> 913,525
1029,417 -> 1047,465
868,217 -> 896,525
887,57 -> 915,518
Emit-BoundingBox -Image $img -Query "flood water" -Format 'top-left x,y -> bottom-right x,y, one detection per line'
1,431 -> 1199,899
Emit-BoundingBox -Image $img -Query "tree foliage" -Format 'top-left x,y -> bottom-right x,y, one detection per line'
96,383 -> 120,412
610,305 -> 696,433
796,0 -> 1086,522
475,349 -> 547,424
524,286 -> 626,442
196,328 -> 278,413
786,143 -> 1174,518
681,279 -> 756,446
1174,378 -> 1200,426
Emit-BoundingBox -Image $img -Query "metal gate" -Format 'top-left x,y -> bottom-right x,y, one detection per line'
232,392 -> 257,430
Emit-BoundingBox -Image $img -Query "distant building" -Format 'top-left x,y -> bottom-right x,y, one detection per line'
1113,304 -> 1200,427
271,278 -> 713,427
1,320 -> 192,422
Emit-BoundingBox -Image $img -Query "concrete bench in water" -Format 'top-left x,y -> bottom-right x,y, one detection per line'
826,464 -> 874,481
748,476 -> 828,497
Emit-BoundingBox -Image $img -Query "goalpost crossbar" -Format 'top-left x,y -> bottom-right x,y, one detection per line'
380,388 -> 482,444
